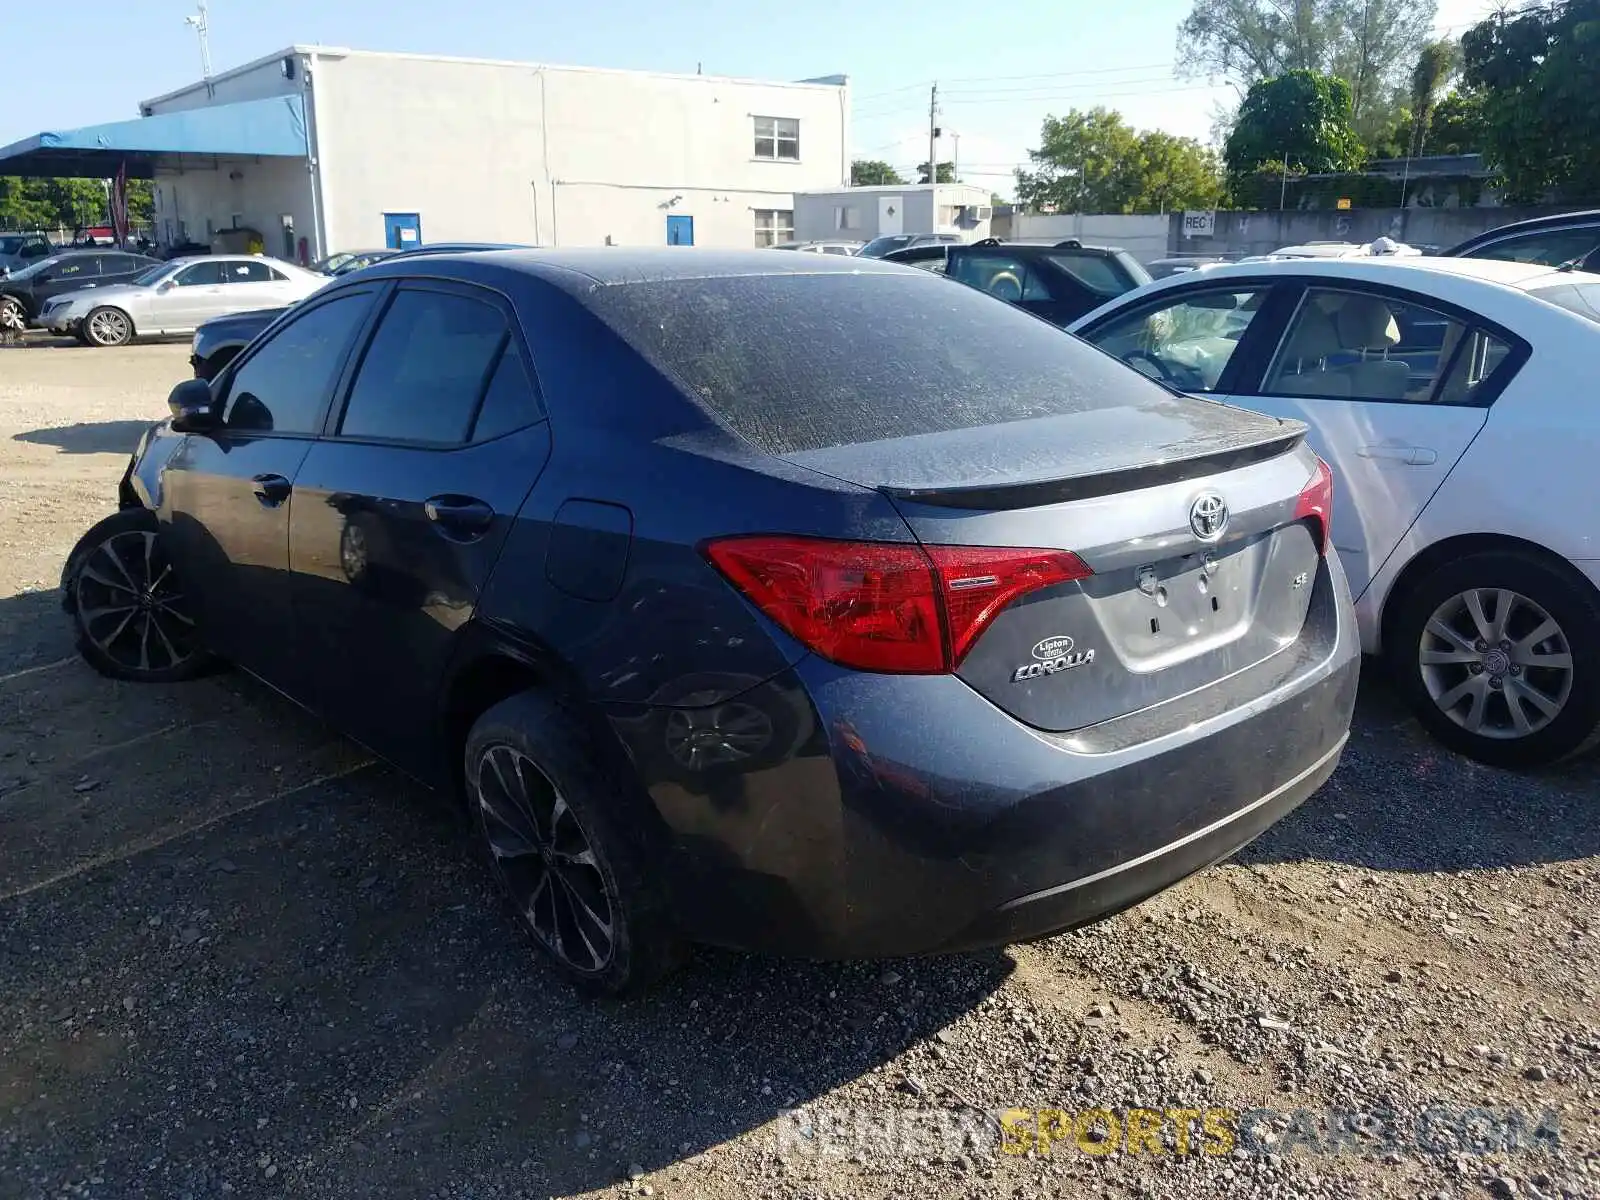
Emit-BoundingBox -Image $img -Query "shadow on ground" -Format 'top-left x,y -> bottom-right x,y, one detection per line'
0,587 -> 1011,1198
13,420 -> 155,456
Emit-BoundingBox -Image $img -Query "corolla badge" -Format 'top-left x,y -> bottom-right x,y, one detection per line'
1015,634 -> 1095,683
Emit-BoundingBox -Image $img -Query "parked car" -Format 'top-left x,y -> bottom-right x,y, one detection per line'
1071,256 -> 1600,767
0,232 -> 56,275
0,250 -> 161,331
946,238 -> 1152,326
1239,238 -> 1422,263
63,247 -> 1357,992
37,255 -> 329,347
1444,209 -> 1600,272
187,243 -> 534,378
770,240 -> 862,255
310,249 -> 398,276
856,232 -> 962,258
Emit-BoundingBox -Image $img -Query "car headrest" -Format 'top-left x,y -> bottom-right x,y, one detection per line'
1283,308 -> 1341,361
1335,295 -> 1400,349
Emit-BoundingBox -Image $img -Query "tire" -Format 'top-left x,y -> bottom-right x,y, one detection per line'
464,690 -> 682,995
84,306 -> 134,347
1386,548 -> 1600,768
61,508 -> 214,683
0,295 -> 24,333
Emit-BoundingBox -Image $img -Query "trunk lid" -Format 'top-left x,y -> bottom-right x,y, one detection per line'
785,407 -> 1324,733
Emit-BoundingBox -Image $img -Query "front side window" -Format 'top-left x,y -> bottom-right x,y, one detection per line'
948,252 -> 1056,304
223,293 -> 370,434
1083,288 -> 1269,393
753,209 -> 795,248
338,289 -> 514,444
1468,228 -> 1600,268
175,262 -> 228,287
50,257 -> 98,281
753,116 -> 800,161
1261,287 -> 1481,404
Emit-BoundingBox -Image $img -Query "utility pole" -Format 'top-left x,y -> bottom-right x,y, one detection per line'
1279,151 -> 1289,211
952,132 -> 960,183
927,83 -> 939,186
185,1 -> 214,89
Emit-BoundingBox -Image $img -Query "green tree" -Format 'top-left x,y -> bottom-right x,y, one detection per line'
1427,89 -> 1489,155
1407,39 -> 1459,157
1016,109 -> 1222,213
1223,70 -> 1366,178
128,179 -> 155,225
1462,0 -> 1600,202
851,159 -> 904,186
916,161 -> 955,183
1177,0 -> 1436,127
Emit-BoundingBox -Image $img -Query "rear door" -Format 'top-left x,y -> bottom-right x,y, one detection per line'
1225,282 -> 1521,599
288,279 -> 550,774
158,288 -> 377,691
219,258 -> 293,314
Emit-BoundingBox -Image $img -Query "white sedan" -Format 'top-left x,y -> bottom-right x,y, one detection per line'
1071,256 -> 1600,767
39,255 -> 328,347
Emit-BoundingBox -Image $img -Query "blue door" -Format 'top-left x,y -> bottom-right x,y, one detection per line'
383,212 -> 422,250
666,214 -> 694,246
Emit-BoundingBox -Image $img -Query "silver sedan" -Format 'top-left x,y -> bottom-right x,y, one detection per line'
39,255 -> 329,347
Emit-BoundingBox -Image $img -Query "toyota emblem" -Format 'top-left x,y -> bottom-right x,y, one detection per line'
1189,492 -> 1229,542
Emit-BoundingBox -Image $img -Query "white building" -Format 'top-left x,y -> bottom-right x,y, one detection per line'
793,183 -> 994,245
0,46 -> 850,259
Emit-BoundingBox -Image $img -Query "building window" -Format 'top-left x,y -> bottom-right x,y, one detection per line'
753,116 -> 800,161
835,205 -> 861,231
938,205 -> 960,227
754,209 -> 795,247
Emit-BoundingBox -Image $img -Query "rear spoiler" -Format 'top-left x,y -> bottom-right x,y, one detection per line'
878,429 -> 1305,510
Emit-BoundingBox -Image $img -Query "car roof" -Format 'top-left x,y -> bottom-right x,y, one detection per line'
359,246 -> 915,287
955,239 -> 1129,255
1447,209 -> 1600,253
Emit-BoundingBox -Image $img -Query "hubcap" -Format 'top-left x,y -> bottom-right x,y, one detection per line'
0,298 -> 22,331
663,701 -> 773,769
88,310 -> 129,344
74,530 -> 197,673
476,746 -> 615,973
1419,587 -> 1573,740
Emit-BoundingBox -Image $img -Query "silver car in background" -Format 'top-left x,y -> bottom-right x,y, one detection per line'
39,255 -> 329,347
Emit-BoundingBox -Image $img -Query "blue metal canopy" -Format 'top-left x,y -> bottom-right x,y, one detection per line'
0,94 -> 308,178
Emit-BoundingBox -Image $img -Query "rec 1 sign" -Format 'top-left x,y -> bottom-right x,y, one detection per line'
1182,211 -> 1216,238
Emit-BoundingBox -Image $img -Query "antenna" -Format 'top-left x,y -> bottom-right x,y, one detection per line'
184,0 -> 213,83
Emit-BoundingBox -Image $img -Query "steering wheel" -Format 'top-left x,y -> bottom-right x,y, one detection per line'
1122,349 -> 1179,384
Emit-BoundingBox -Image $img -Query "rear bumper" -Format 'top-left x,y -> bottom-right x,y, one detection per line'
606,552 -> 1360,959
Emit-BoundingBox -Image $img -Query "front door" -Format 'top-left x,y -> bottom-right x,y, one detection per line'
160,260 -> 232,330
32,255 -> 104,311
383,212 -> 422,251
287,280 -> 549,775
666,214 -> 695,246
1229,284 -> 1505,600
878,196 -> 904,236
158,290 -> 376,689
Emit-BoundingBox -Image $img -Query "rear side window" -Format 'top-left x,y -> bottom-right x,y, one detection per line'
948,251 -> 1056,302
228,261 -> 280,283
1045,252 -> 1129,296
223,294 -> 370,434
338,288 -> 515,444
582,272 -> 1173,455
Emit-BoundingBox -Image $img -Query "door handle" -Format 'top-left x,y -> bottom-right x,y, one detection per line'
424,495 -> 495,539
251,473 -> 292,506
1357,443 -> 1437,466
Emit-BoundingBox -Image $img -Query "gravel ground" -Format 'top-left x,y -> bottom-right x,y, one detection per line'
0,337 -> 1595,1200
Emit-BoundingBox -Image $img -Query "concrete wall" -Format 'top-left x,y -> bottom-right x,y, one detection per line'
308,50 -> 848,250
1009,213 -> 1170,262
793,184 -> 992,243
1167,205 -> 1598,258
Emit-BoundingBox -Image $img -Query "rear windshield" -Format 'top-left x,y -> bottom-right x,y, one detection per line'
581,271 -> 1169,455
1529,281 -> 1600,324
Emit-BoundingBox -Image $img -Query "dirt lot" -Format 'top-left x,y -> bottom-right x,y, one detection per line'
0,339 -> 1595,1200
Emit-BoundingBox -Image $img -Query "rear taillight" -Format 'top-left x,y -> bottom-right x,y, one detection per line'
1293,456 -> 1333,555
703,535 -> 1092,674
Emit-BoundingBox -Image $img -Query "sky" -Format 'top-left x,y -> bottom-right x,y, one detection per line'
4,0 -> 1501,199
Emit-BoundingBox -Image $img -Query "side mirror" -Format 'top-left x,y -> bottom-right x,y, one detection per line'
168,378 -> 221,432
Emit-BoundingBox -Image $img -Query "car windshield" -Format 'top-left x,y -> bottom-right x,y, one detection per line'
583,270 -> 1169,456
1529,281 -> 1600,324
6,256 -> 63,282
129,264 -> 174,287
857,235 -> 914,258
